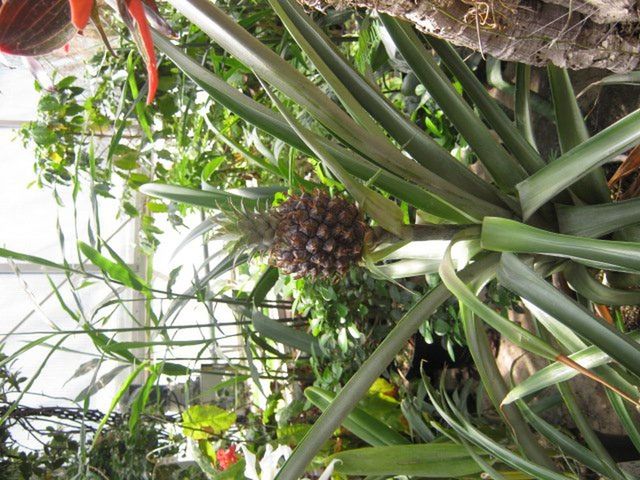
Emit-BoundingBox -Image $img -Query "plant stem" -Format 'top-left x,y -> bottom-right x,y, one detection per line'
372,224 -> 474,244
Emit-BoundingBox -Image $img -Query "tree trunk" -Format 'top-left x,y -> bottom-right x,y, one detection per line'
300,0 -> 640,72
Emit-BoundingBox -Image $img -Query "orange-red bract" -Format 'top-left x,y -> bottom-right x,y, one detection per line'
69,0 -> 93,31
124,0 -> 158,105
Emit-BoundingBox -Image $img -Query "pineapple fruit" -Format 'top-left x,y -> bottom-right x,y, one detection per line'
219,189 -> 370,279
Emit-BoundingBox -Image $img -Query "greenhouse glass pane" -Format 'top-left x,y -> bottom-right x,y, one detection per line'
0,129 -> 132,263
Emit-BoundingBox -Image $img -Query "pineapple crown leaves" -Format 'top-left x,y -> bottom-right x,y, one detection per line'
207,198 -> 280,260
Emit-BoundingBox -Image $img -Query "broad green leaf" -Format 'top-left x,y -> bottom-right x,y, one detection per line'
181,404 -> 236,440
161,362 -> 191,376
329,443 -> 485,477
252,311 -> 318,354
79,242 -> 149,293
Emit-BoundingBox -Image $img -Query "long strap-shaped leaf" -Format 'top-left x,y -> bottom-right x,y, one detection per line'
153,33 -> 505,222
269,0 -> 505,206
514,64 -> 537,150
459,305 -> 558,469
427,37 -> 547,175
520,297 -> 640,449
305,387 -> 409,446
547,65 -> 610,204
259,79 -> 406,237
439,237 -> 558,360
502,331 -> 640,404
518,107 -> 640,219
380,14 -> 527,191
274,254 -> 499,480
164,0 -> 497,215
442,246 -> 628,469
517,400 -> 629,479
327,443 -> 486,477
497,252 -> 640,379
554,381 -> 628,480
252,311 -> 318,354
425,381 -> 572,480
557,196 -> 640,238
482,216 -> 640,273
140,183 -> 254,209
564,262 -> 640,306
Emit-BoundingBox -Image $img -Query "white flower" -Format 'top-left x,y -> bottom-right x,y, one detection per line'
241,444 -> 340,480
315,459 -> 340,480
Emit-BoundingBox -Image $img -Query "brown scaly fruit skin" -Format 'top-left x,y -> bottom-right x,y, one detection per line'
269,190 -> 370,279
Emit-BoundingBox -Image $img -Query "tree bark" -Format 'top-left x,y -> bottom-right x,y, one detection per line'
300,0 -> 640,72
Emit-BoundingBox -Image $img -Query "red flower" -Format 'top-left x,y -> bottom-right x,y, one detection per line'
216,445 -> 239,471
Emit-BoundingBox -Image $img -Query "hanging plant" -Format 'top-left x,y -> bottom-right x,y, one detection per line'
0,0 -> 171,103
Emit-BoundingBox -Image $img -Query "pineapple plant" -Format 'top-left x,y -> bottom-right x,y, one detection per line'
142,1 -> 640,476
215,189 -> 370,279
49,0 -> 640,478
